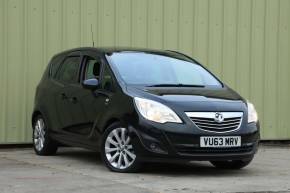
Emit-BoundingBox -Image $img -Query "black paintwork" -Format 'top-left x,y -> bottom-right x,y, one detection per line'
33,47 -> 260,162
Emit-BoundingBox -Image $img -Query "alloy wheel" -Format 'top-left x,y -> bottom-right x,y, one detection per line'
34,118 -> 45,152
104,127 -> 136,170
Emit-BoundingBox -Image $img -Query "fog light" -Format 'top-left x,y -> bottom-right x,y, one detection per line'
149,142 -> 166,154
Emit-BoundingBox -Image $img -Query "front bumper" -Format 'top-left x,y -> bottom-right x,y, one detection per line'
129,119 -> 260,162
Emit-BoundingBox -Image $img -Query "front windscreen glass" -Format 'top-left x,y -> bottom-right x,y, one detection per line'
108,52 -> 222,87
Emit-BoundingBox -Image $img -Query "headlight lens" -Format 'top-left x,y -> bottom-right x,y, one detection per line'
247,101 -> 258,123
134,97 -> 182,123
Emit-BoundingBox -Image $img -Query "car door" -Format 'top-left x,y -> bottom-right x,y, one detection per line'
69,51 -> 117,146
53,52 -> 83,137
62,53 -> 104,138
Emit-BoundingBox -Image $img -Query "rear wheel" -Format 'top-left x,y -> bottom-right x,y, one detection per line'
33,115 -> 58,155
101,122 -> 141,173
210,158 -> 253,170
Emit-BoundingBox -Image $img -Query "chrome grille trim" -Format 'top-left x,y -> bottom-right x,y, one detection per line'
191,119 -> 240,125
193,121 -> 240,127
191,117 -> 240,123
186,112 -> 243,119
185,112 -> 243,133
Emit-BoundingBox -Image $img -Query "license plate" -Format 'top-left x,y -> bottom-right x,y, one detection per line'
200,136 -> 241,147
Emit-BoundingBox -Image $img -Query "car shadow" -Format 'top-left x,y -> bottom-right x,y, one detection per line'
55,147 -> 102,165
140,162 -> 254,177
55,147 -> 256,177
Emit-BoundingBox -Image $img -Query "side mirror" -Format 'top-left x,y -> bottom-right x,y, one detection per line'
82,78 -> 99,90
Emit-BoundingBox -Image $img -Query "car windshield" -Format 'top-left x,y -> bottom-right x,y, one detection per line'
108,52 -> 222,87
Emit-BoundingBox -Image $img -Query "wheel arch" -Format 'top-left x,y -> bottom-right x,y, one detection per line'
31,110 -> 42,128
101,117 -> 122,133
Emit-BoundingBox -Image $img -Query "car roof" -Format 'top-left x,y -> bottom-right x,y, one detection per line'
53,47 -> 186,59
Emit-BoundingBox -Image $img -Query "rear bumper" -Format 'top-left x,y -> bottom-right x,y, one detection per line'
129,119 -> 260,162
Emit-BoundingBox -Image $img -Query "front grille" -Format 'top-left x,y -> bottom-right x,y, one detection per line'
185,112 -> 243,133
175,144 -> 254,155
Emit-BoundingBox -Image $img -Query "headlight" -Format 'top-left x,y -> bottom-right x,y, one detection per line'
247,101 -> 258,123
134,97 -> 182,123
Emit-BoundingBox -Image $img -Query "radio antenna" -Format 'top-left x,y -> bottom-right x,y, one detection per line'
91,24 -> 95,47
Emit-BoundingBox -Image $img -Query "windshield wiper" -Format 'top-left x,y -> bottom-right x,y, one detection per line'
147,84 -> 205,88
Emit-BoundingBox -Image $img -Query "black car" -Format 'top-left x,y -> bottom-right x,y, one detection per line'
32,47 -> 260,172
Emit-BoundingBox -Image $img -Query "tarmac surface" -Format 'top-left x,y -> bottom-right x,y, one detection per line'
0,144 -> 289,193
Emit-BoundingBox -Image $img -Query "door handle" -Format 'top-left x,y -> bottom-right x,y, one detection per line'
94,90 -> 111,97
61,93 -> 68,100
69,97 -> 78,104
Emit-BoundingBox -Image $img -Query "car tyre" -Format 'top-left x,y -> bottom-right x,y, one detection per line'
101,122 -> 141,173
33,115 -> 58,155
210,157 -> 253,170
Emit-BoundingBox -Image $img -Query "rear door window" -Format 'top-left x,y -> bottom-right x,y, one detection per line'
55,56 -> 81,84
